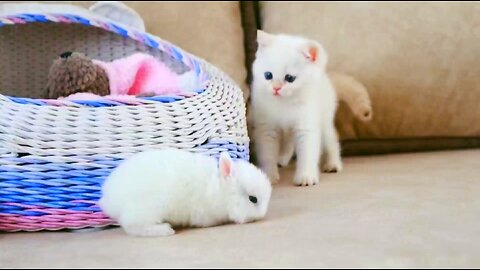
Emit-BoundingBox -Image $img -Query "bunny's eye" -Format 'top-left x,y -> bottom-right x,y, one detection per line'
249,195 -> 258,204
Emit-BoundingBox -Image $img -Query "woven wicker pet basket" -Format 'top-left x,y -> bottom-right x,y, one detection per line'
0,4 -> 249,232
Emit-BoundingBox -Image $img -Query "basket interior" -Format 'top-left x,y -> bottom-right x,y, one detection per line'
0,22 -> 190,99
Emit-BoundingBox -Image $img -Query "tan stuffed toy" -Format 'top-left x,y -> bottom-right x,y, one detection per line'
47,51 -> 110,99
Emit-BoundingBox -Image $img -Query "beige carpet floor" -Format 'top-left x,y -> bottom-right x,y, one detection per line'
1,150 -> 480,268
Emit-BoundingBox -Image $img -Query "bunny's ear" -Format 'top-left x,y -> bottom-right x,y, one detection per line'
89,1 -> 146,32
219,152 -> 234,179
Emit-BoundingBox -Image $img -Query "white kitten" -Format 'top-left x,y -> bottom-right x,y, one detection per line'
99,149 -> 272,237
250,30 -> 342,186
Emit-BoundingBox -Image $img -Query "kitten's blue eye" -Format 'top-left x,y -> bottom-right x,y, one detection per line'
264,72 -> 273,80
285,74 -> 296,83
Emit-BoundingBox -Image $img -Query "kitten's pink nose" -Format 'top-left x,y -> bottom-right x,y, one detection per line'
273,87 -> 281,96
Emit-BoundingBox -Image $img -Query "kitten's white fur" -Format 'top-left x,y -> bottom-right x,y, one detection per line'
250,30 -> 342,186
99,149 -> 272,237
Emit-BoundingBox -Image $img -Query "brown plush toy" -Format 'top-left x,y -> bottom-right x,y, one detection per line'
47,51 -> 110,99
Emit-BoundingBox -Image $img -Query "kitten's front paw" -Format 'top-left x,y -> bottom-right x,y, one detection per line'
278,153 -> 292,168
293,170 -> 319,186
268,169 -> 281,185
322,160 -> 343,173
261,166 -> 280,185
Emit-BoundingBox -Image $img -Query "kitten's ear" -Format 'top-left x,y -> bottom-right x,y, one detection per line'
302,41 -> 328,68
257,30 -> 275,48
219,152 -> 234,179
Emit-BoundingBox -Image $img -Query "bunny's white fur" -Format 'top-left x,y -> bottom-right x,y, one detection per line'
99,149 -> 272,237
250,30 -> 341,186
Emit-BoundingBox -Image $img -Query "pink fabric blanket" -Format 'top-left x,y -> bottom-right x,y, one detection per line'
65,53 -> 196,100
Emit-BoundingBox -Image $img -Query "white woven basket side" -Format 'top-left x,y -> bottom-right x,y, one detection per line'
0,56 -> 249,160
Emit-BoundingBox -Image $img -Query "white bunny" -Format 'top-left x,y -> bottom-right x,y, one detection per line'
99,149 -> 272,237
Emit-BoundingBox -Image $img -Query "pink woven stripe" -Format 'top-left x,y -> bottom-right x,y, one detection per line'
0,220 -> 114,232
56,15 -> 73,24
7,16 -> 26,24
0,202 -> 114,232
0,18 -> 15,24
0,212 -> 111,223
38,92 -> 200,106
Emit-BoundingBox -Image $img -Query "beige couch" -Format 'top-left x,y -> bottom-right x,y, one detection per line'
2,2 -> 480,268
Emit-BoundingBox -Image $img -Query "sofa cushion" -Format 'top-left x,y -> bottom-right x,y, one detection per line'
259,2 -> 480,152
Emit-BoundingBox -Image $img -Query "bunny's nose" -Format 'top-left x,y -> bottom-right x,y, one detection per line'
60,51 -> 73,59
